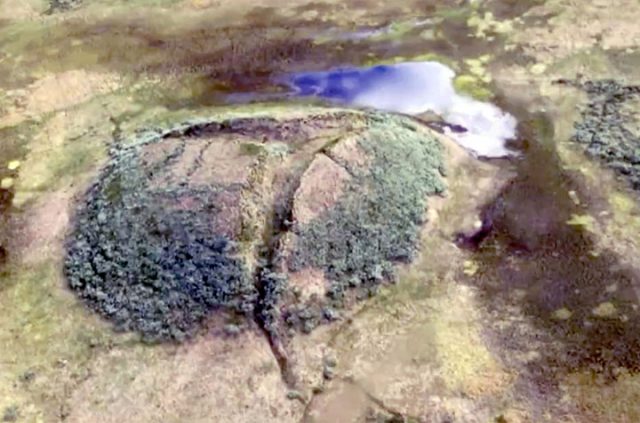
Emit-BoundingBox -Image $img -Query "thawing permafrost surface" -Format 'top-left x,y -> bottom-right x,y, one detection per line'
283,61 -> 517,158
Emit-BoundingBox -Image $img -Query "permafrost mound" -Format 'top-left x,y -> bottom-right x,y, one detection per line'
64,108 -> 446,341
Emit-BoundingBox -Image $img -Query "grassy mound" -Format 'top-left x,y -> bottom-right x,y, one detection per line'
64,110 -> 446,340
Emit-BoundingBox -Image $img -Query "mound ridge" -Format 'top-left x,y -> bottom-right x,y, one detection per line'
64,108 -> 446,341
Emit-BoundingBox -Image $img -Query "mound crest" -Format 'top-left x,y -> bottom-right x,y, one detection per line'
64,109 -> 446,341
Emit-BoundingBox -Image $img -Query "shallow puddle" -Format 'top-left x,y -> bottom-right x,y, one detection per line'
279,61 -> 517,157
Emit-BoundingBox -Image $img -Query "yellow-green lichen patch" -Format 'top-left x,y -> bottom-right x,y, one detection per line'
447,54 -> 494,100
592,302 -> 618,318
529,63 -> 547,75
0,260 -> 117,422
467,11 -> 515,39
325,273 -> 513,418
566,214 -> 595,231
464,56 -> 492,83
7,161 -> 20,171
463,259 -> 479,276
605,191 -> 640,245
551,307 -> 572,320
430,284 -> 513,397
453,74 -> 493,101
13,131 -> 107,207
10,93 -> 147,207
0,177 -> 14,189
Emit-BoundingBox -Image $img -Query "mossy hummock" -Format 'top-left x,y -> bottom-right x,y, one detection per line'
65,132 -> 256,342
283,115 -> 445,332
64,110 -> 446,341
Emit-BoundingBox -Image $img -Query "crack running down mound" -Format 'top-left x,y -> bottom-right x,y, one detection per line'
64,108 -> 445,342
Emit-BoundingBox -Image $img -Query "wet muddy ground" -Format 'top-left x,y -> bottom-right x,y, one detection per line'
463,110 -> 640,380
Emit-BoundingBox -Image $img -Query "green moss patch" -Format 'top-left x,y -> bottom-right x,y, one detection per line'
63,110 -> 447,341
571,80 -> 640,190
284,115 -> 445,329
64,135 -> 256,342
453,74 -> 493,101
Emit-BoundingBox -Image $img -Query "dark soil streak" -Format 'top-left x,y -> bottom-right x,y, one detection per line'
462,109 -> 640,388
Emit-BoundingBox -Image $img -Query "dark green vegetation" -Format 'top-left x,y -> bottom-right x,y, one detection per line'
571,80 -> 640,190
291,116 -> 445,294
64,137 -> 256,342
65,112 -> 445,341
47,0 -> 83,14
285,116 -> 445,331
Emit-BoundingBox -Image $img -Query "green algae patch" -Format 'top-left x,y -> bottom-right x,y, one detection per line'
288,114 -> 445,307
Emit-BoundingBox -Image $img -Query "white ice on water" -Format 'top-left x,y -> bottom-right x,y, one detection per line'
283,61 -> 517,158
